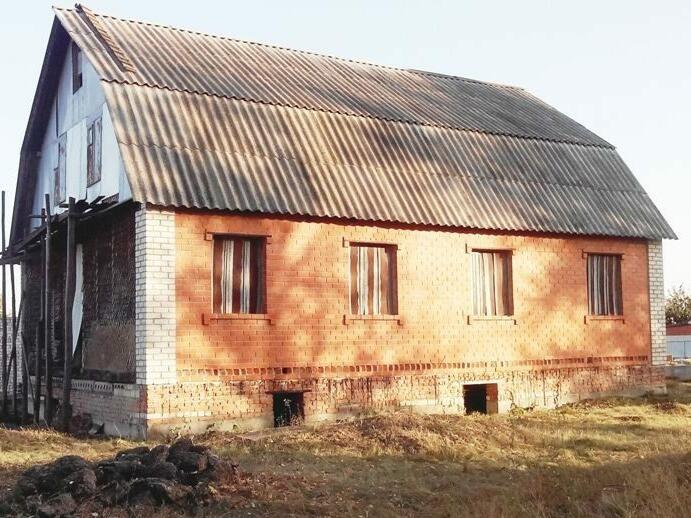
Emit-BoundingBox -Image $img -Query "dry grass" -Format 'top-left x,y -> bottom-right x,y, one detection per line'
1,382 -> 690,517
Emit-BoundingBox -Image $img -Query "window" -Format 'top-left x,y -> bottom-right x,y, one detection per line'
587,254 -> 623,316
54,134 -> 67,205
349,244 -> 397,315
87,117 -> 102,186
72,43 -> 82,93
471,250 -> 513,316
212,236 -> 266,314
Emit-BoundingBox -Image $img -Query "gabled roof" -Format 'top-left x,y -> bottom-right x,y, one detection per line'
11,4 -> 676,244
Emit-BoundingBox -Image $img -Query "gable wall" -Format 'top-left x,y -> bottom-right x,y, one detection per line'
30,42 -> 130,227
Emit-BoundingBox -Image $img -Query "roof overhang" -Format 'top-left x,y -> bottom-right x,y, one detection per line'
9,17 -> 71,248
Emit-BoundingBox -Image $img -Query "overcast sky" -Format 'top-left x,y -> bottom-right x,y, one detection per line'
1,0 -> 688,291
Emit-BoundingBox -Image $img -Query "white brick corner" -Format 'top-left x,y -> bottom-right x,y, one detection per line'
135,205 -> 176,385
648,240 -> 666,366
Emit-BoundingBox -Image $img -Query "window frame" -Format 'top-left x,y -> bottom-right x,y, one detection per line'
586,252 -> 624,317
210,233 -> 268,316
54,134 -> 67,206
86,116 -> 102,186
469,248 -> 514,318
347,241 -> 399,317
71,43 -> 83,93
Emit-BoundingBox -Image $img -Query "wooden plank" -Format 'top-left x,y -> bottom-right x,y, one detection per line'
62,198 -> 77,431
34,213 -> 45,425
9,280 -> 20,420
20,331 -> 34,413
20,281 -> 28,423
44,194 -> 53,426
1,190 -> 7,418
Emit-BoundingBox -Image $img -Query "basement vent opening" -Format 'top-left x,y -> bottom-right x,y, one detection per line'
463,383 -> 499,415
272,392 -> 305,427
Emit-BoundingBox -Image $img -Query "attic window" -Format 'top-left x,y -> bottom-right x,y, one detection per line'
87,117 -> 102,186
72,43 -> 83,93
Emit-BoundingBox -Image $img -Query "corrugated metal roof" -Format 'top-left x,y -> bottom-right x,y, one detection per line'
56,6 -> 609,147
50,5 -> 675,239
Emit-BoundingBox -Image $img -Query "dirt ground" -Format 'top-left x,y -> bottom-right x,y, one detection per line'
1,381 -> 690,517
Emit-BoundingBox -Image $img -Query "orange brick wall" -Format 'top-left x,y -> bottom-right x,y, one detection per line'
175,210 -> 652,380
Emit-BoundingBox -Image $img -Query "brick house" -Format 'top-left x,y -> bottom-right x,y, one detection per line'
9,5 -> 675,438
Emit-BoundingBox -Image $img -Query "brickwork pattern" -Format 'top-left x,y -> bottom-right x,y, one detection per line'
146,364 -> 664,433
41,379 -> 147,438
135,206 -> 176,385
20,206 -> 136,382
81,206 -> 136,379
175,212 -> 653,378
648,240 -> 667,365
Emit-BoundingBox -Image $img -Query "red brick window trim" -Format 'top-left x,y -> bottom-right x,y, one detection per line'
202,313 -> 272,325
343,314 -> 403,325
584,315 -> 626,324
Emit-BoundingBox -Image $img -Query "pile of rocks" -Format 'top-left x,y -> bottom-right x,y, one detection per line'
7,438 -> 238,517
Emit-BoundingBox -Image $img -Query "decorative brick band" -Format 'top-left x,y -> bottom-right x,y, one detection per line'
648,240 -> 666,366
176,355 -> 650,382
135,206 -> 176,385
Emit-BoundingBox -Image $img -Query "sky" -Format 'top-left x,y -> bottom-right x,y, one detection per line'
0,0 -> 689,292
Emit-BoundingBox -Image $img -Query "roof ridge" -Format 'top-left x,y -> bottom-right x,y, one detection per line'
62,4 -> 522,92
102,78 -> 615,149
406,69 -> 523,91
73,4 -> 135,73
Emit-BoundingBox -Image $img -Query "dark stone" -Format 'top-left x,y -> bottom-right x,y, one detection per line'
63,467 -> 97,499
169,438 -> 194,456
0,500 -> 16,516
127,478 -> 192,505
137,461 -> 178,480
24,494 -> 42,513
95,460 -> 140,483
142,444 -> 169,465
37,493 -> 76,518
16,456 -> 91,497
189,444 -> 211,455
51,456 -> 92,477
15,468 -> 41,497
115,446 -> 150,460
116,453 -> 146,463
169,451 -> 208,473
98,480 -> 131,506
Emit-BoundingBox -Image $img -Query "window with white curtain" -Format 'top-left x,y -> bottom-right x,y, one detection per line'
471,250 -> 513,316
349,244 -> 397,315
587,254 -> 623,316
212,236 -> 266,314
